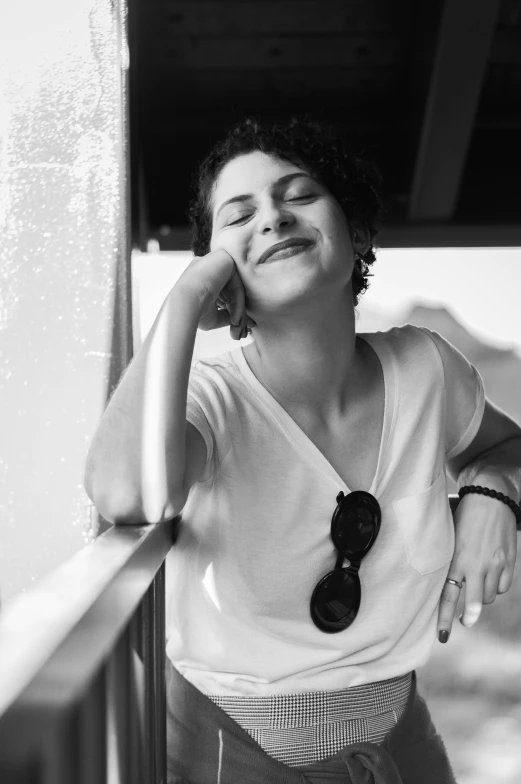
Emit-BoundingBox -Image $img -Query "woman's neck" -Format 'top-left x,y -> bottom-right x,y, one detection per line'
242,296 -> 371,421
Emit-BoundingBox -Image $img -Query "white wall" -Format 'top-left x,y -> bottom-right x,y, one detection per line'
0,0 -> 129,604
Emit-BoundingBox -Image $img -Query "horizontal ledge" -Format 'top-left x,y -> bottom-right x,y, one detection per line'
378,223 -> 521,247
0,520 -> 174,718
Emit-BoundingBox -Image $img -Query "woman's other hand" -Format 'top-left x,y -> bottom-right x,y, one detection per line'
438,399 -> 521,642
437,495 -> 517,641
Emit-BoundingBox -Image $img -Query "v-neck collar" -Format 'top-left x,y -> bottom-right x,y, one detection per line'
230,332 -> 397,496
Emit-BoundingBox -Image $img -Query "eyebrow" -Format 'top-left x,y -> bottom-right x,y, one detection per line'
215,172 -> 317,220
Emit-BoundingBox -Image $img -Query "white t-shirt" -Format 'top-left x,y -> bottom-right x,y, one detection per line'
165,325 -> 485,697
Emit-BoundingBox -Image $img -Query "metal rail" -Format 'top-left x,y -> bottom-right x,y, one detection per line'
0,520 -> 173,784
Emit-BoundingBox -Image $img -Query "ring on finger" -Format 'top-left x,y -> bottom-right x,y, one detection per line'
445,578 -> 464,589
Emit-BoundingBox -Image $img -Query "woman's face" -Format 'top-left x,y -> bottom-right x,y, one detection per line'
209,151 -> 356,315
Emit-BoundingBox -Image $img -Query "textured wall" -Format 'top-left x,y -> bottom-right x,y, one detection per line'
0,1 -> 130,603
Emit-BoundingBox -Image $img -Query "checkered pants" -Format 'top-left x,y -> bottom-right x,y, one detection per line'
208,673 -> 413,767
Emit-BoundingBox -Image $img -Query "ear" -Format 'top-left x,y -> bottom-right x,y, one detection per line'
351,225 -> 371,257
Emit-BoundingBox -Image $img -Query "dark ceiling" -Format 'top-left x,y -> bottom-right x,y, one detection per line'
128,0 -> 521,248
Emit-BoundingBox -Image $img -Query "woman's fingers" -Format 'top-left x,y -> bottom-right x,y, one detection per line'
459,574 -> 483,628
211,303 -> 234,331
219,267 -> 257,339
482,562 -> 514,602
437,577 -> 464,642
482,569 -> 500,605
497,566 -> 514,595
437,572 -> 484,640
223,268 -> 248,340
438,565 -> 514,642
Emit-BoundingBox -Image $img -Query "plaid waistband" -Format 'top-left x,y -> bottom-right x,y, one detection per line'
208,672 -> 413,731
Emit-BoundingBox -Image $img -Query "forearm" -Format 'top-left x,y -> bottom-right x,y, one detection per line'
439,436 -> 521,636
85,284 -> 201,524
457,436 -> 521,501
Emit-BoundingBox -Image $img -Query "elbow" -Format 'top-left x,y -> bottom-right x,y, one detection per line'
85,484 -> 142,526
85,473 -> 186,526
84,451 -> 188,525
109,499 -> 184,526
83,462 -> 140,524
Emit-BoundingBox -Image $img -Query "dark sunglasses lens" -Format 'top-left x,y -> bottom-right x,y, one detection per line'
310,569 -> 361,632
333,494 -> 380,556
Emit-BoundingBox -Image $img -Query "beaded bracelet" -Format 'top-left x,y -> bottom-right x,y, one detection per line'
458,485 -> 521,530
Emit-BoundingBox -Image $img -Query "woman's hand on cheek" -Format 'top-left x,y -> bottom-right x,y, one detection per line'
181,248 -> 255,338
217,265 -> 257,341
207,235 -> 257,339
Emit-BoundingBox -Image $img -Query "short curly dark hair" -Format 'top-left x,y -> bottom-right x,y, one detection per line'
188,116 -> 386,304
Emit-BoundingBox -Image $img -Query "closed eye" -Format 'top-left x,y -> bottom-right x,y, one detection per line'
287,193 -> 315,201
227,213 -> 252,226
226,195 -> 315,226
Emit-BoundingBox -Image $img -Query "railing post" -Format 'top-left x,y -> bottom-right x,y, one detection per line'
107,627 -> 132,783
79,669 -> 107,784
142,564 -> 167,783
154,565 -> 166,783
42,707 -> 80,784
129,608 -> 145,784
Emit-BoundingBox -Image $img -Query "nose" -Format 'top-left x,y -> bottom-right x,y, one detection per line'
258,200 -> 295,234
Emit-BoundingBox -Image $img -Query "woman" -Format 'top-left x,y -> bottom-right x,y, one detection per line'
85,118 -> 521,783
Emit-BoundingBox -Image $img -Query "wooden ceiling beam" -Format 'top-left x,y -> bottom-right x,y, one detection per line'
141,35 -> 402,70
408,0 -> 501,221
137,72 -> 403,118
141,0 -> 398,37
138,111 -> 411,141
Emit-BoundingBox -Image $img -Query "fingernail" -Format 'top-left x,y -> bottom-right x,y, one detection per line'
438,630 -> 449,643
460,603 -> 481,628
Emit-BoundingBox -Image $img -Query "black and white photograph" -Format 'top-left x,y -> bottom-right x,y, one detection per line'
1,2 -> 521,783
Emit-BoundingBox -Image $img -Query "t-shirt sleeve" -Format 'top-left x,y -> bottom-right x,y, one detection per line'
185,359 -> 232,482
419,327 -> 486,459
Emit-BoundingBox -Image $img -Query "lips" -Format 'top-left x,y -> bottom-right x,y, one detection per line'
258,238 -> 314,265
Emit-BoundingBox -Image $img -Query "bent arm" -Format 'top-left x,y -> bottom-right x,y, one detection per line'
84,284 -> 207,524
447,398 -> 521,504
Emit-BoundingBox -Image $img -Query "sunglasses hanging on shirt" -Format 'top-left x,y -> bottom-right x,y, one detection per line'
310,490 -> 382,633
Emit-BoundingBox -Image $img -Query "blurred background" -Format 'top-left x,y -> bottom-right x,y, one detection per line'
1,0 -> 521,781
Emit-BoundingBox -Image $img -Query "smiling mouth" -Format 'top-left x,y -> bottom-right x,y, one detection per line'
259,239 -> 313,264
